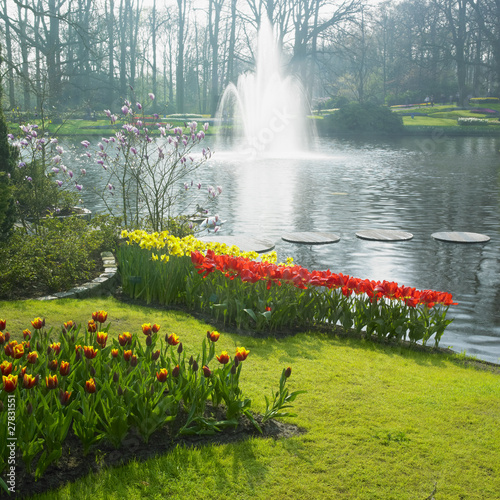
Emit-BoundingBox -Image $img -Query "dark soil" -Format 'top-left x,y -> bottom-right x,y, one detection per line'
2,406 -> 305,499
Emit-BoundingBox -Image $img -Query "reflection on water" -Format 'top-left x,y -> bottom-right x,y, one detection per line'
75,135 -> 500,364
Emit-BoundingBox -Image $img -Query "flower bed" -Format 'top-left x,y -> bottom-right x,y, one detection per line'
0,313 -> 301,486
458,117 -> 490,126
119,231 -> 457,346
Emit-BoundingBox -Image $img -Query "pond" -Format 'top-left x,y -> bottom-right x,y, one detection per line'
72,134 -> 500,364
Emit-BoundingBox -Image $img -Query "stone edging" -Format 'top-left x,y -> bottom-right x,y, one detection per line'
37,252 -> 119,301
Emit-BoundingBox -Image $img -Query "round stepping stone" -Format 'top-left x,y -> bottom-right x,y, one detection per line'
199,235 -> 275,253
355,229 -> 413,241
281,231 -> 340,245
431,231 -> 490,243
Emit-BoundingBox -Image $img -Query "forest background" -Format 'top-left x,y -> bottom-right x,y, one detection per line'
0,0 -> 499,117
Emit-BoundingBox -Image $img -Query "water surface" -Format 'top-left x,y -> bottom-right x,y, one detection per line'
76,135 -> 500,363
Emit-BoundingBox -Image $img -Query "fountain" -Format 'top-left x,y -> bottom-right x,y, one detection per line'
216,18 -> 311,156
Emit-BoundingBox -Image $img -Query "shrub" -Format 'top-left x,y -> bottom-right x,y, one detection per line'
0,215 -> 121,299
323,102 -> 404,134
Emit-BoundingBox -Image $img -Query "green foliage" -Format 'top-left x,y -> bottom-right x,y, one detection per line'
10,159 -> 81,229
0,215 -> 121,299
0,315 -> 300,480
0,45 -> 17,241
324,102 -> 404,134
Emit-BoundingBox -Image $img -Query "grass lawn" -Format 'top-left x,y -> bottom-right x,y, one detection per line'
2,297 -> 499,499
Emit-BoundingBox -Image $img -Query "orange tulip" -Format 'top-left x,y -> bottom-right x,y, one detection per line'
27,351 -> 39,364
0,360 -> 13,376
83,345 -> 98,359
156,368 -> 168,382
31,317 -> 44,330
167,333 -> 180,346
235,347 -> 250,362
23,373 -> 37,389
2,374 -> 18,393
216,351 -> 230,364
96,332 -> 108,348
85,378 -> 96,393
46,374 -> 58,390
59,361 -> 70,376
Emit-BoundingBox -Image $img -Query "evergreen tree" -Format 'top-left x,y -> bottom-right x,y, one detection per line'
0,44 -> 17,241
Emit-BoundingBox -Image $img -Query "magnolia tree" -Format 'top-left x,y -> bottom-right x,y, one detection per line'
7,124 -> 85,230
81,94 -> 220,232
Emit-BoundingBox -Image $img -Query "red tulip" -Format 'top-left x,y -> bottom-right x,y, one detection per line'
92,310 -> 108,324
152,323 -> 161,334
59,390 -> 72,405
118,332 -> 132,346
2,374 -> 18,393
123,350 -> 133,362
156,368 -> 168,382
50,342 -> 61,355
235,347 -> 250,362
87,320 -> 98,333
23,329 -> 32,340
85,378 -> 96,393
111,348 -> 119,358
59,361 -> 70,376
27,351 -> 39,364
23,373 -> 37,389
83,345 -> 98,359
63,320 -> 76,332
207,330 -> 220,342
142,323 -> 152,336
12,343 -> 25,359
202,365 -> 211,377
48,359 -> 58,372
0,319 -> 6,331
167,333 -> 180,346
216,351 -> 230,365
31,317 -> 44,330
0,360 -> 13,376
96,331 -> 108,348
46,374 -> 58,390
